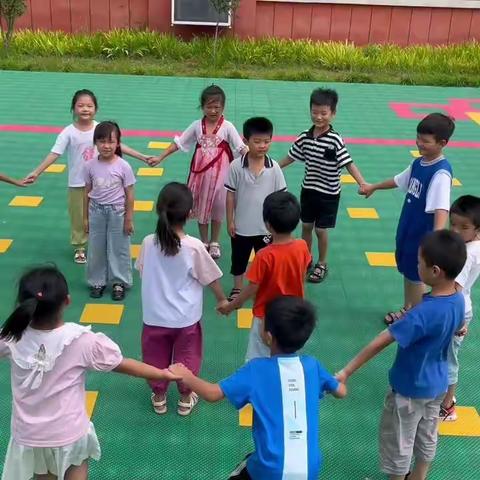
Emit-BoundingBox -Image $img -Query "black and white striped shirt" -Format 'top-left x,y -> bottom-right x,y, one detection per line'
288,126 -> 353,195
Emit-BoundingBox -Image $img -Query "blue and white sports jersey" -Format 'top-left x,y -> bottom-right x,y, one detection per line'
219,355 -> 339,480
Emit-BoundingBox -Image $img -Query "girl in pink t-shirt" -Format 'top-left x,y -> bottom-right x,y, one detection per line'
0,265 -> 179,480
135,182 -> 228,416
149,85 -> 246,259
84,121 -> 136,301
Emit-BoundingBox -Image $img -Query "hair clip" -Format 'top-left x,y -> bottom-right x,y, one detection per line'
36,292 -> 43,299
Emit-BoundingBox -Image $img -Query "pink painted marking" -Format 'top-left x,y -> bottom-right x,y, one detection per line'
1,124 -> 480,148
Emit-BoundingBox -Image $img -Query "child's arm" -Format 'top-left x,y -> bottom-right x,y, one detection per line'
226,190 -> 236,237
209,278 -> 228,309
170,363 -> 224,402
279,155 -> 295,169
346,162 -> 366,186
0,173 -> 26,187
148,143 -> 179,167
360,178 -> 397,198
25,152 -> 61,183
219,282 -> 259,315
121,143 -> 150,165
83,184 -> 92,234
336,330 -> 395,382
114,358 -> 181,381
124,185 -> 135,235
433,209 -> 449,230
331,382 -> 347,399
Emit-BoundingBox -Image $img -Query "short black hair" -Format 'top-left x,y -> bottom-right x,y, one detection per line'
243,117 -> 273,140
450,195 -> 480,229
417,113 -> 455,143
420,230 -> 466,280
265,296 -> 316,354
263,191 -> 300,234
310,88 -> 338,111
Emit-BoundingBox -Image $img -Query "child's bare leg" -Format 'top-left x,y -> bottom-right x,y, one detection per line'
301,223 -> 314,253
65,461 -> 88,480
210,220 -> 222,244
315,228 -> 328,264
35,474 -> 57,480
442,383 -> 457,409
408,459 -> 431,480
388,475 -> 406,480
198,223 -> 209,245
233,274 -> 244,291
404,278 -> 425,310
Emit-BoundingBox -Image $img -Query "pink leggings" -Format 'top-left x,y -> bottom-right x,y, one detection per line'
141,322 -> 203,396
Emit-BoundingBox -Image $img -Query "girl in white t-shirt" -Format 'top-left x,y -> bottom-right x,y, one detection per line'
149,85 -> 246,259
25,89 -> 149,264
135,182 -> 228,416
0,265 -> 179,480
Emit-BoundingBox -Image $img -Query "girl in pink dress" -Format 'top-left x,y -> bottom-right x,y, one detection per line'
0,265 -> 179,480
150,85 -> 246,259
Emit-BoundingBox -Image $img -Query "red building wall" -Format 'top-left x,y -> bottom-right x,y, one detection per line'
14,0 -> 480,45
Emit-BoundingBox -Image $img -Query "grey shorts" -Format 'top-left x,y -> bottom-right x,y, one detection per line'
379,390 -> 443,476
447,311 -> 472,385
245,317 -> 270,362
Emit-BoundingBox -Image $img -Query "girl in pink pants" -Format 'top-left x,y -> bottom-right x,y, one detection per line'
135,182 -> 227,416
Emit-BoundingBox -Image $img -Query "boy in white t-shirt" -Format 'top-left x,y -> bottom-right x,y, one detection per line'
441,195 -> 480,421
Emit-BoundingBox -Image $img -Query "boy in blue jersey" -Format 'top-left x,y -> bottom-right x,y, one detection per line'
337,230 -> 466,480
360,113 -> 455,325
170,296 -> 347,480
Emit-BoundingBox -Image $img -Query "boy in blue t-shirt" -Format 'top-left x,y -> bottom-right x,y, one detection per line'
170,296 -> 347,480
361,113 -> 455,325
337,230 -> 466,480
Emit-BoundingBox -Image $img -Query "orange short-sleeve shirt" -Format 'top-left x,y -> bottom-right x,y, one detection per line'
246,239 -> 311,319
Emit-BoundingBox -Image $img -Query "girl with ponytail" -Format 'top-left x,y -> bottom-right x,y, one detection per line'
135,182 -> 228,416
0,265 -> 180,480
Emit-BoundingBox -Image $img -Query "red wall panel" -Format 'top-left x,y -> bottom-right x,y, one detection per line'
349,5 -> 372,45
236,0 -> 257,38
147,0 -> 169,32
388,7 -> 412,46
449,9 -> 472,44
70,0 -> 90,32
428,8 -> 452,45
369,6 -> 391,44
469,10 -> 480,41
110,0 -> 130,29
310,4 -> 331,41
273,3 -> 294,39
16,0 -> 33,30
255,2 -> 275,37
90,0 -> 110,31
292,4 -> 312,40
330,5 -> 352,42
130,0 -> 149,30
31,0 -> 52,30
408,7 -> 432,44
51,0 -> 71,32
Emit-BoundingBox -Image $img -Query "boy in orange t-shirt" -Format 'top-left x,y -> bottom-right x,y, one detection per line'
219,191 -> 311,360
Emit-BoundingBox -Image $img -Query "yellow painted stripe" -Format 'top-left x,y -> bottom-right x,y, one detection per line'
365,252 -> 397,267
340,174 -> 355,184
9,196 -> 43,207
466,111 -> 480,125
439,406 -> 480,437
0,239 -> 13,254
148,141 -> 171,149
347,208 -> 379,219
137,167 -> 164,177
130,244 -> 141,259
239,404 -> 253,427
45,164 -> 66,173
237,308 -> 253,329
85,391 -> 99,419
452,178 -> 462,187
410,150 -> 420,158
134,200 -> 154,212
80,304 -> 125,325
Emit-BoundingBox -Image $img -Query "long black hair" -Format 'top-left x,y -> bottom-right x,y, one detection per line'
155,182 -> 193,256
0,265 -> 69,342
93,121 -> 122,157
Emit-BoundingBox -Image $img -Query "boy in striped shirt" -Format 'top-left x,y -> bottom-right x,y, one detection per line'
280,88 -> 366,283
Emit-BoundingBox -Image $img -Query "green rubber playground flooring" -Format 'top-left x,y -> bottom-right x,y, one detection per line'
0,71 -> 479,479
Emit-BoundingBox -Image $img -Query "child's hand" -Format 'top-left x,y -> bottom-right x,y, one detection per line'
24,172 -> 38,184
359,183 -> 375,198
14,178 -> 27,187
217,301 -> 233,316
147,156 -> 161,167
240,145 -> 249,156
335,369 -> 348,384
228,221 -> 236,238
124,218 -> 134,235
169,363 -> 192,379
455,324 -> 468,337
84,218 -> 89,234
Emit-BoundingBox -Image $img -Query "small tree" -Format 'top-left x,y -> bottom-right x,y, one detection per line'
209,0 -> 241,74
0,0 -> 26,51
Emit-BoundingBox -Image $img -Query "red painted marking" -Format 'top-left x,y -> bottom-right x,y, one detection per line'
1,124 -> 480,149
390,99 -> 480,121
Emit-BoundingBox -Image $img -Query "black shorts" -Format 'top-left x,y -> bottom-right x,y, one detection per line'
300,187 -> 340,229
229,455 -> 252,479
231,234 -> 270,276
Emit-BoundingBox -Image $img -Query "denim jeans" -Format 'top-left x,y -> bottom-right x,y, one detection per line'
86,201 -> 132,288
